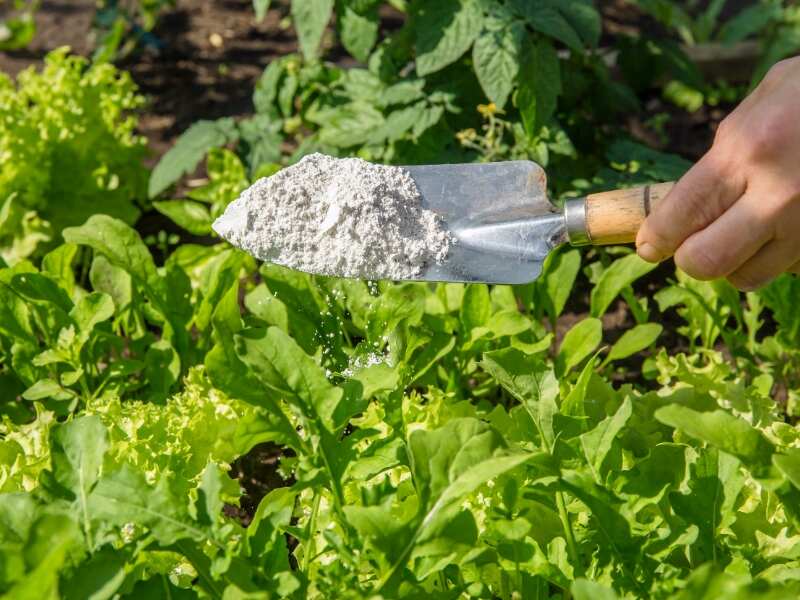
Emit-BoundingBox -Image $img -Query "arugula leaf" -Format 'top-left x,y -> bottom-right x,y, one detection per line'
153,200 -> 212,236
603,323 -> 663,365
482,347 -> 558,449
63,216 -> 158,288
591,253 -> 657,317
369,418 -> 533,592
557,317 -> 602,376
655,405 -> 775,467
49,416 -> 108,545
580,397 -> 632,480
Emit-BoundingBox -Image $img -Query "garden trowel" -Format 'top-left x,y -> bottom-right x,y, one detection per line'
407,161 -> 674,284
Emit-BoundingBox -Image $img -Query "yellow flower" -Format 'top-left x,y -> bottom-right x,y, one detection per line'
456,128 -> 477,144
477,102 -> 498,117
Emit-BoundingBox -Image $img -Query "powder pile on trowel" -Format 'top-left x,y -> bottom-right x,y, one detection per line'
212,153 -> 452,279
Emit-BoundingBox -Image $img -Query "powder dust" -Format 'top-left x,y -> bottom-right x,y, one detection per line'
212,153 -> 452,280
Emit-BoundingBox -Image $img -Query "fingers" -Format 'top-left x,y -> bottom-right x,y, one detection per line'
636,152 -> 746,263
727,239 -> 800,291
673,190 -> 773,281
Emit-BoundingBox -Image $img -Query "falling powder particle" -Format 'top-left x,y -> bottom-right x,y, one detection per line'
212,153 -> 453,280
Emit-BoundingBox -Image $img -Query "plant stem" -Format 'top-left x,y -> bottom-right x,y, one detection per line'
556,490 -> 581,576
302,492 -> 322,574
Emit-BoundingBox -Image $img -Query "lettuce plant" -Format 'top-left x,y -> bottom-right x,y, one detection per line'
0,48 -> 147,264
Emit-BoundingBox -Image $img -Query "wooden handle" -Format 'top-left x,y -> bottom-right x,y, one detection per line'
585,182 -> 675,245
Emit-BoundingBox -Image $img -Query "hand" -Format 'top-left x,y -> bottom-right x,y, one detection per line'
636,56 -> 800,291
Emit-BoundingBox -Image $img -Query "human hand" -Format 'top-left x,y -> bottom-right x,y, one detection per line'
636,56 -> 800,291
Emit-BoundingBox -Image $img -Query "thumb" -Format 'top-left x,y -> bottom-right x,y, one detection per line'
636,153 -> 745,262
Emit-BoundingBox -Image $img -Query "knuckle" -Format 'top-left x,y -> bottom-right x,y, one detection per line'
746,107 -> 794,160
714,116 -> 735,143
766,58 -> 794,81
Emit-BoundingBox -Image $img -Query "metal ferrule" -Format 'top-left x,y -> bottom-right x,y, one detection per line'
564,198 -> 591,246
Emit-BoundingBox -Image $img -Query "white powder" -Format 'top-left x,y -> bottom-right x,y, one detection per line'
212,153 -> 452,280
342,352 -> 386,377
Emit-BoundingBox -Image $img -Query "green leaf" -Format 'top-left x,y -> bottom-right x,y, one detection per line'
11,272 -> 73,314
561,356 -> 596,417
235,327 -> 360,433
253,0 -> 271,22
41,243 -> 78,296
89,255 -> 132,313
50,416 -> 108,544
366,283 -> 426,344
538,248 -> 579,321
557,317 -> 602,375
460,284 -> 491,333
572,578 -> 619,600
316,102 -> 385,148
774,449 -> 800,490
620,443 -> 687,498
668,448 -> 743,563
338,1 -> 379,62
590,253 -> 657,317
205,286 -> 303,451
414,0 -> 484,76
0,15 -> 36,51
604,323 -> 662,365
559,470 -> 641,557
63,216 -> 158,288
367,102 -> 427,145
62,548 -> 127,600
193,249 -> 243,333
558,0 -> 602,47
517,38 -> 561,136
292,0 -> 335,60
149,119 -> 239,198
508,0 -> 583,52
69,292 -> 115,334
410,418 -> 529,518
88,465 -> 202,546
3,514 -> 83,600
655,405 -> 775,467
145,340 -> 181,399
472,19 -> 525,108
153,200 -> 212,236
482,348 -> 558,449
374,418 -> 533,591
719,3 -> 781,45
196,462 -> 238,525
580,397 -> 632,479
22,378 -> 67,401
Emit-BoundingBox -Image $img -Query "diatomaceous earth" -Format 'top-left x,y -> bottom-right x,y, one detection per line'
212,153 -> 452,280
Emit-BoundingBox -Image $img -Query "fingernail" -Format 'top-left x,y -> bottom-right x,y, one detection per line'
637,242 -> 663,263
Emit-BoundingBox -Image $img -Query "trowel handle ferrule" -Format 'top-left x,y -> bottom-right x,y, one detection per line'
565,182 -> 675,246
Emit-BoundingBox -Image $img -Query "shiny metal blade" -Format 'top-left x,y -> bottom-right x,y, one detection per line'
406,161 -> 566,284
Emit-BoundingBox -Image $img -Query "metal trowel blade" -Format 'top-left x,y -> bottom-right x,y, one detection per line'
406,161 -> 566,285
